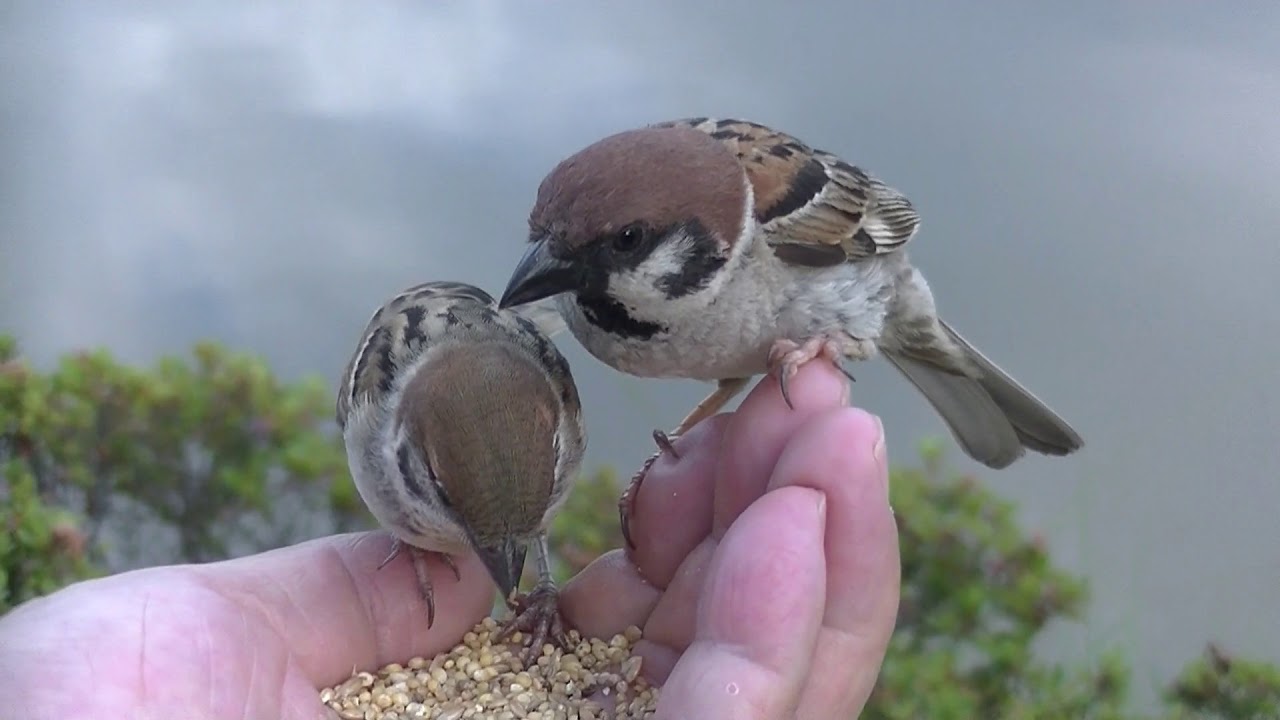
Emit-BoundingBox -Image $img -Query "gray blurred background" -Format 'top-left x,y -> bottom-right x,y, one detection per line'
2,0 -> 1276,706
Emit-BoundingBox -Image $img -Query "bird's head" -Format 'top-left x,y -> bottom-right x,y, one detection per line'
498,125 -> 750,322
397,341 -> 571,600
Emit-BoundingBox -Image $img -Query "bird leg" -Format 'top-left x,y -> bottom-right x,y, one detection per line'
673,377 -> 753,437
377,538 -> 461,629
767,336 -> 861,409
496,534 -> 569,666
618,377 -> 750,549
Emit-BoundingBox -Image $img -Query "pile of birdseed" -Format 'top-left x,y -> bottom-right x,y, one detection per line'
320,616 -> 659,719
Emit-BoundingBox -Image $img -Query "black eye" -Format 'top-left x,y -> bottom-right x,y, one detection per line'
611,224 -> 647,253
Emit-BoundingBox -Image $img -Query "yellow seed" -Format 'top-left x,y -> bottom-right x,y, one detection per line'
314,614 -> 660,719
624,655 -> 643,683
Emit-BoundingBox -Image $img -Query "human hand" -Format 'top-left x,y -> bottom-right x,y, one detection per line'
0,361 -> 899,720
562,361 -> 901,718
0,511 -> 500,718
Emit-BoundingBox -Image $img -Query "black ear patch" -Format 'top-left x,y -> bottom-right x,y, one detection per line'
655,219 -> 727,298
584,218 -> 726,300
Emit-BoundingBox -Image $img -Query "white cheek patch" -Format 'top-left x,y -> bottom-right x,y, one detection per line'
609,235 -> 696,304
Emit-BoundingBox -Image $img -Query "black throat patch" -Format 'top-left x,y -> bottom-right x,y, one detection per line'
576,295 -> 665,340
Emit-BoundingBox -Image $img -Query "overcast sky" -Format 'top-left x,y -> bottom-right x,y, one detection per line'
3,0 -> 1277,703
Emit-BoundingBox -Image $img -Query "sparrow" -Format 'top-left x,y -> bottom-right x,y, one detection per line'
337,281 -> 586,656
496,117 -> 1084,545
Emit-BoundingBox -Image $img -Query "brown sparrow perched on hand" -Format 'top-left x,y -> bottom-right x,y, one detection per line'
497,117 -> 1084,545
337,281 -> 586,654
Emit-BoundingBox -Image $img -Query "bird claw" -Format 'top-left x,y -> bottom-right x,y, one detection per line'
651,428 -> 680,458
767,337 -> 856,409
619,429 -> 681,550
496,583 -> 569,666
376,539 -> 457,628
619,452 -> 657,551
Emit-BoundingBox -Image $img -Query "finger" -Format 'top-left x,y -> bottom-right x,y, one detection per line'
632,537 -> 716,682
768,408 -> 900,718
655,486 -> 827,719
634,364 -> 851,682
627,414 -> 729,588
197,531 -> 496,687
714,362 -> 849,538
562,416 -> 726,662
558,549 -> 660,640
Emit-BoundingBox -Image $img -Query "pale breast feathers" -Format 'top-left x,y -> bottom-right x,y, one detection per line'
336,282 -> 498,429
652,117 -> 922,267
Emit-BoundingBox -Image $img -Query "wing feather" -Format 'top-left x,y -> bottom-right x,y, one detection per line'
654,117 -> 921,265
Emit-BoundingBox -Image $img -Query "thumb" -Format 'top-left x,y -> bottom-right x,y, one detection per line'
655,486 -> 827,719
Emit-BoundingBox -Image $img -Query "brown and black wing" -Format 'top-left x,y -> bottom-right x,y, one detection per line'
655,117 -> 921,267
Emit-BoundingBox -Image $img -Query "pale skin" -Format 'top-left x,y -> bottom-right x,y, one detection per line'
0,362 -> 900,719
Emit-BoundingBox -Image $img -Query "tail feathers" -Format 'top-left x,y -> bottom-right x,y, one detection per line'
884,319 -> 1083,469
884,351 -> 1026,468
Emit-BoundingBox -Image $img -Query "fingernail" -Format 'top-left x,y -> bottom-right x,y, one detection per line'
871,414 -> 885,463
813,489 -> 828,532
838,375 -> 851,405
871,415 -> 889,497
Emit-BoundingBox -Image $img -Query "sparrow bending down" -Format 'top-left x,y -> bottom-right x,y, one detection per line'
337,281 -> 586,658
496,117 -> 1084,546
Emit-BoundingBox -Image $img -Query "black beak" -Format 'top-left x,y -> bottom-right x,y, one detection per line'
498,239 -> 580,309
475,537 -> 528,601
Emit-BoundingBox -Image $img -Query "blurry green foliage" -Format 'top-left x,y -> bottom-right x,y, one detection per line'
0,335 -> 362,582
1,333 -> 1276,717
548,466 -> 624,581
1163,645 -> 1280,720
866,443 -> 1131,719
1,337 -> 96,612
